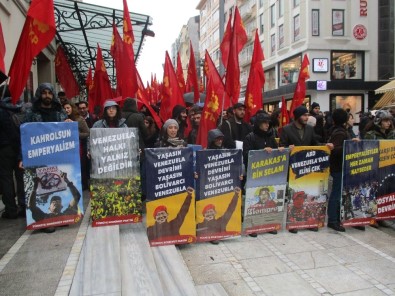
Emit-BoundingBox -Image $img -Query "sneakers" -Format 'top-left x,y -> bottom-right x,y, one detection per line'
1,211 -> 18,219
248,233 -> 258,237
327,222 -> 345,232
17,207 -> 26,218
289,229 -> 298,234
352,225 -> 365,231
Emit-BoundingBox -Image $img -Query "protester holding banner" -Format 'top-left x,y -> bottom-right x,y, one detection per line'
243,113 -> 279,170
22,83 -> 68,233
207,128 -> 225,149
155,119 -> 186,148
327,108 -> 356,232
364,110 -> 395,140
63,101 -> 90,190
280,105 -> 333,233
92,100 -> 127,128
243,112 -> 283,236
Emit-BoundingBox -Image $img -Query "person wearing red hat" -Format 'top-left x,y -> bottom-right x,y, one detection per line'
147,187 -> 194,241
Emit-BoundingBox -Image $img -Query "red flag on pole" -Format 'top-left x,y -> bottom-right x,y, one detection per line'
289,54 -> 310,118
279,96 -> 290,131
0,21 -> 7,84
92,44 -> 113,109
185,41 -> 200,103
244,30 -> 265,123
85,66 -> 95,114
196,51 -> 225,148
110,23 -> 124,97
55,46 -> 80,98
224,7 -> 247,105
122,0 -> 138,97
8,0 -> 56,103
220,11 -> 232,69
136,70 -> 163,129
176,52 -> 186,94
159,51 -> 185,121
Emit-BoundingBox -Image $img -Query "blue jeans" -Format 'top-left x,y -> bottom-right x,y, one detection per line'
328,172 -> 342,224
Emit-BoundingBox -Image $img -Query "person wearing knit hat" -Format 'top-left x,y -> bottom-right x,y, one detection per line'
171,104 -> 188,140
309,102 -> 326,142
310,102 -> 320,115
364,110 -> 395,140
280,106 -> 334,234
156,118 -> 186,148
326,108 -> 357,232
92,100 -> 127,128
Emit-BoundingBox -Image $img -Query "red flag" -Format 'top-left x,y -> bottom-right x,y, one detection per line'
289,54 -> 310,118
196,51 -> 225,148
159,51 -> 185,121
110,23 -> 123,97
0,21 -> 7,83
279,96 -> 290,131
185,41 -> 200,103
220,12 -> 232,69
136,70 -> 162,129
244,30 -> 265,123
176,53 -> 186,93
224,7 -> 248,105
122,0 -> 138,97
92,44 -> 113,109
86,67 -> 95,114
55,46 -> 80,98
8,0 -> 56,103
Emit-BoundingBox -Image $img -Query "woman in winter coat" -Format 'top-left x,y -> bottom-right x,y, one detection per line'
155,119 -> 186,148
92,100 -> 127,128
364,110 -> 395,140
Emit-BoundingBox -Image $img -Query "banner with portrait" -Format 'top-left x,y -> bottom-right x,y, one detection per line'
244,149 -> 290,234
287,146 -> 330,231
89,128 -> 142,227
21,122 -> 83,230
145,147 -> 195,246
342,140 -> 395,226
195,149 -> 242,242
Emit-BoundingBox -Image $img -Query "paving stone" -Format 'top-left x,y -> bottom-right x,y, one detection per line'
241,255 -> 292,277
286,250 -> 339,270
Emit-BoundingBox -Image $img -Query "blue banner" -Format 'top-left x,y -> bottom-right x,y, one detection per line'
21,122 -> 83,230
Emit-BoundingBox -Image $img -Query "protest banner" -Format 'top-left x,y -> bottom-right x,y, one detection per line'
244,149 -> 289,234
21,122 -> 83,230
145,147 -> 195,246
195,149 -> 242,242
342,140 -> 395,226
287,146 -> 330,231
89,127 -> 142,226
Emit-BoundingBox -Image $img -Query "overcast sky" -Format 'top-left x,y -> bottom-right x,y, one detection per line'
84,0 -> 199,83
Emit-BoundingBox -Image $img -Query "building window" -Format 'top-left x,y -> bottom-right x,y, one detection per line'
264,68 -> 276,91
270,5 -> 275,28
332,9 -> 344,36
259,0 -> 263,8
294,14 -> 300,41
259,13 -> 264,34
330,94 -> 364,124
279,25 -> 284,48
279,55 -> 302,86
294,0 -> 300,8
271,34 -> 276,55
279,0 -> 284,17
331,51 -> 364,80
312,9 -> 319,36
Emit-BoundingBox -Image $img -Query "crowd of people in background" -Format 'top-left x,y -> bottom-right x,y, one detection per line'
1,82 -> 395,235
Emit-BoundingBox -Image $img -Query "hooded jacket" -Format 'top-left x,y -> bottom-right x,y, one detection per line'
24,83 -> 68,123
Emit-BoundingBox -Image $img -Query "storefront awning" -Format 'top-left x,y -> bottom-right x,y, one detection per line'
54,0 -> 153,91
374,80 -> 395,94
372,90 -> 395,109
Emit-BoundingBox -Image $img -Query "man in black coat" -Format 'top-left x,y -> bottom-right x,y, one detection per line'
219,102 -> 252,149
280,105 -> 333,233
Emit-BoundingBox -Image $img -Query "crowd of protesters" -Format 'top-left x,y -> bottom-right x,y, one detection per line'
1,82 -> 395,235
